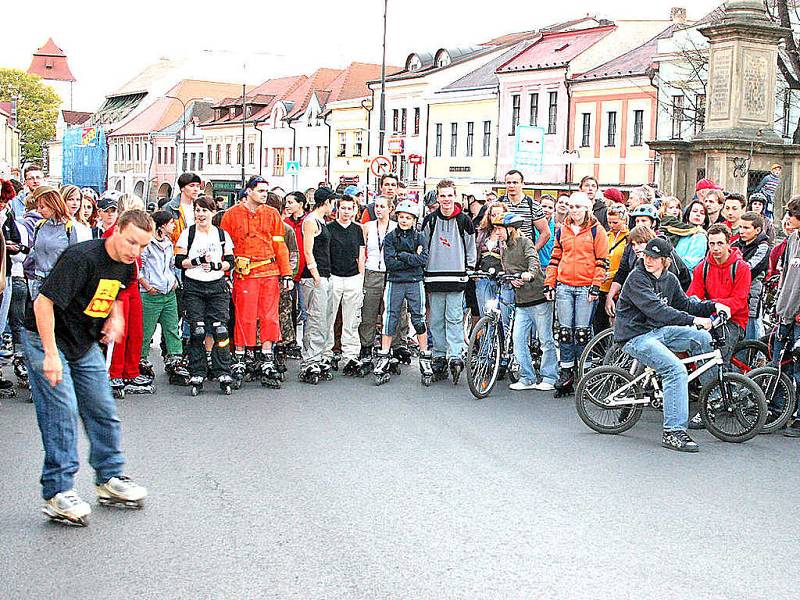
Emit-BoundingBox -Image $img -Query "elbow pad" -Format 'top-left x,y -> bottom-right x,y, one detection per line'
222,254 -> 235,268
174,254 -> 188,268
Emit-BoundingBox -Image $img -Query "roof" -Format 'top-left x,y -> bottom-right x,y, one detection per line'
27,38 -> 75,82
574,24 -> 678,81
111,58 -> 187,97
441,39 -> 539,92
497,26 -> 616,72
480,16 -> 602,46
325,62 -> 400,103
386,46 -> 497,83
62,110 -> 92,126
156,101 -> 216,135
282,68 -> 343,119
0,102 -> 11,119
202,75 -> 307,126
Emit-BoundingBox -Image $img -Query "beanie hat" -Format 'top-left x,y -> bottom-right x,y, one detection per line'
695,178 -> 721,192
0,179 -> 15,203
603,187 -> 624,203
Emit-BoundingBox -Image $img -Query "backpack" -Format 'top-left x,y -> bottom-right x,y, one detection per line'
35,218 -> 76,242
701,259 -> 739,289
423,211 -> 471,257
186,224 -> 226,259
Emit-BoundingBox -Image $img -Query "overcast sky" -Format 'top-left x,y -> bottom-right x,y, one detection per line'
3,0 -> 721,111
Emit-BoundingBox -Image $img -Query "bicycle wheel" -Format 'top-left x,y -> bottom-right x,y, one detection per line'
576,328 -> 613,381
699,372 -> 767,442
466,316 -> 502,399
575,366 -> 644,434
730,340 -> 769,374
747,366 -> 796,434
602,342 -> 637,373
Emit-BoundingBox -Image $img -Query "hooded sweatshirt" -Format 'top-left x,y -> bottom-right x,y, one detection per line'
544,216 -> 609,289
686,247 -> 751,330
733,232 -> 771,318
776,231 -> 800,323
422,204 -> 477,292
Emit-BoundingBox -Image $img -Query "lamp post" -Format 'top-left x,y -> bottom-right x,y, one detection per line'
241,82 -> 246,187
378,0 -> 388,156
165,95 -> 215,176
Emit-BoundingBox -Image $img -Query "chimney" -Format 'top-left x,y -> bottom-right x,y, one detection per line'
671,7 -> 687,24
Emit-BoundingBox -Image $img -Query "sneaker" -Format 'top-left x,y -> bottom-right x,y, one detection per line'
509,380 -> 537,391
532,381 -> 555,391
42,490 -> 91,521
688,413 -> 705,430
783,421 -> 800,438
126,375 -> 153,387
96,476 -> 147,502
662,430 -> 699,453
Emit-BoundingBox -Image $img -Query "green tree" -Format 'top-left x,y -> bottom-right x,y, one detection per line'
0,68 -> 60,164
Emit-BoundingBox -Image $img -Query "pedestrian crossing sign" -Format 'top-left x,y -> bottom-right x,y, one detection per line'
285,161 -> 301,176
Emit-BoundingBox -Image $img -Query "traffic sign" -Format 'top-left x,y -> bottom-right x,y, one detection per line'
370,155 -> 393,178
387,136 -> 404,155
513,125 -> 545,174
285,161 -> 301,176
408,154 -> 423,165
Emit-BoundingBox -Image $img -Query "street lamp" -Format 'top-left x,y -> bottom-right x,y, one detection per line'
164,95 -> 214,173
378,0 -> 388,156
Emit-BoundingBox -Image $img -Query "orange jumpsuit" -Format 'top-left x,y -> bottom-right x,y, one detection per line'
220,204 -> 291,347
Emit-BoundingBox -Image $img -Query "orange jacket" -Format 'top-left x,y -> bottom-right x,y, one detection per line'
545,217 -> 609,289
220,203 -> 291,278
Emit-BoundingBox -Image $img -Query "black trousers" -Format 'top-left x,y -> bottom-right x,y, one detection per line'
183,277 -> 232,378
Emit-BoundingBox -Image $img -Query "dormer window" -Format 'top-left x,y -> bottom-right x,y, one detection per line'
407,54 -> 422,72
436,51 -> 451,68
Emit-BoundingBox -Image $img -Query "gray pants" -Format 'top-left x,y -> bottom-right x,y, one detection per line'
359,269 -> 408,348
300,277 -> 334,366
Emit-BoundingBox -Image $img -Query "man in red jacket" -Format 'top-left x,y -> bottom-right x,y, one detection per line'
687,223 -> 751,362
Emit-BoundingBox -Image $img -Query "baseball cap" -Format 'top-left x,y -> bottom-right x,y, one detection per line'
343,185 -> 360,196
314,187 -> 335,204
642,237 -> 672,259
695,178 -> 721,192
98,191 -> 121,210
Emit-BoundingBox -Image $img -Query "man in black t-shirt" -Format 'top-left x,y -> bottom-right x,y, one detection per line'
23,209 -> 154,526
325,195 -> 366,374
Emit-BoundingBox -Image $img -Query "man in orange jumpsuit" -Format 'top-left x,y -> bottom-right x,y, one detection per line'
220,175 -> 292,387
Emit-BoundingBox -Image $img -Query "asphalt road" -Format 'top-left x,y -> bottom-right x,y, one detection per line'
1,359 -> 797,599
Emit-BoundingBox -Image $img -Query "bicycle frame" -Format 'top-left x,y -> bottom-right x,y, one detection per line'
483,286 -> 516,359
601,349 -> 724,407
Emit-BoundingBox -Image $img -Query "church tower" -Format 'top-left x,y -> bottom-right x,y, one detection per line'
27,38 -> 76,109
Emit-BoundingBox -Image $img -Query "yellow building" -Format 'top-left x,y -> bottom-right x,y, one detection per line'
326,97 -> 371,190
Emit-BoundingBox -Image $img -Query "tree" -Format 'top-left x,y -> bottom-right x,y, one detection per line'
767,0 -> 800,141
0,68 -> 60,164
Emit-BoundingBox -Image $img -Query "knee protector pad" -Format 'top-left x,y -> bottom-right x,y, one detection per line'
557,327 -> 573,345
574,327 -> 591,346
191,322 -> 206,346
412,319 -> 427,335
212,321 -> 230,348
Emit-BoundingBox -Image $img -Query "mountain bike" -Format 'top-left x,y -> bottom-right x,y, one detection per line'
575,314 -> 767,443
748,324 -> 798,433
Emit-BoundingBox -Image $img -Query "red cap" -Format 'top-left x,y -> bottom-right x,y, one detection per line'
603,187 -> 624,203
0,179 -> 15,203
695,178 -> 721,192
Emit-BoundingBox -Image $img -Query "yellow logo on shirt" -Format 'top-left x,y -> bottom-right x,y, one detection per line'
84,279 -> 122,318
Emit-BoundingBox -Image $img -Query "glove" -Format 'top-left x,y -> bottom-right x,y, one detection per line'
208,262 -> 223,271
282,276 -> 295,291
588,285 -> 600,299
190,256 -> 204,267
544,286 -> 555,302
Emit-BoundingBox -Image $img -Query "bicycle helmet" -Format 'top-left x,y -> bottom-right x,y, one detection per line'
630,203 -> 659,225
394,200 -> 419,219
424,190 -> 438,207
491,212 -> 525,228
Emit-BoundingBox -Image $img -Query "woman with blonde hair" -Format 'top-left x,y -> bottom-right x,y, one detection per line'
475,201 -> 511,319
24,186 -> 79,300
59,185 -> 92,241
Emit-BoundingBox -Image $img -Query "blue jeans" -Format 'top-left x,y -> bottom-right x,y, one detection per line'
22,330 -> 125,500
429,291 -> 465,359
555,284 -> 596,367
745,317 -> 763,341
513,302 -> 558,385
476,278 -> 513,330
623,326 -> 713,431
0,276 -> 12,334
773,323 -> 800,417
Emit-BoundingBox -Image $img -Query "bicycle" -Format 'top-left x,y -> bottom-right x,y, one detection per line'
465,271 -> 526,399
575,314 -> 768,443
748,324 -> 798,433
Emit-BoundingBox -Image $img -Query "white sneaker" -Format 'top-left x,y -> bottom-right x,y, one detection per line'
509,380 -> 537,391
533,381 -> 555,391
96,476 -> 147,504
42,490 -> 91,523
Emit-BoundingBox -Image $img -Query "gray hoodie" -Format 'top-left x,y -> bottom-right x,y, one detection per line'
422,206 -> 477,293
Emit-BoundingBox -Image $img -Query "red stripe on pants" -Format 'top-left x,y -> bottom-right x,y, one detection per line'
233,276 -> 281,347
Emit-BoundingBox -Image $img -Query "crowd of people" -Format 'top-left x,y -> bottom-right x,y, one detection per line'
4,159 -> 800,523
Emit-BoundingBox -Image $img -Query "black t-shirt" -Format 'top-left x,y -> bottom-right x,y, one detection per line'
25,239 -> 134,361
326,220 -> 364,278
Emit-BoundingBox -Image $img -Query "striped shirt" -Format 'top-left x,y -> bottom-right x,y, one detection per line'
498,194 -> 546,241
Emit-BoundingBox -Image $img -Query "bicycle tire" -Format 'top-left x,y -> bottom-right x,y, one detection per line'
466,316 -> 502,399
575,365 -> 644,434
730,339 -> 770,374
699,372 -> 767,443
747,366 -> 797,434
577,328 -> 613,381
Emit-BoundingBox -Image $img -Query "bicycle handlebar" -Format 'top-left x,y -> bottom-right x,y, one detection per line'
467,269 -> 521,284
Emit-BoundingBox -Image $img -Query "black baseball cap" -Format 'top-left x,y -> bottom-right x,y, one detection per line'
642,237 -> 672,259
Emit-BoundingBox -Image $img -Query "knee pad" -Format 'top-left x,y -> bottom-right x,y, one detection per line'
191,322 -> 206,345
212,321 -> 230,348
412,319 -> 427,335
557,327 -> 573,345
574,328 -> 591,346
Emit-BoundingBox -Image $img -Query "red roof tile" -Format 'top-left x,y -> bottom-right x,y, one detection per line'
283,68 -> 343,119
62,110 -> 92,126
574,25 -> 677,81
27,38 -> 75,82
497,26 -> 615,73
325,62 -> 401,103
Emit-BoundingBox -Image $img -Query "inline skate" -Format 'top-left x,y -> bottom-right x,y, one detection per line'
449,357 -> 464,385
373,350 -> 392,386
188,375 -> 204,397
124,375 -> 155,395
331,352 -> 342,371
258,352 -> 283,388
431,356 -> 449,382
285,342 -> 303,360
13,353 -> 28,389
231,354 -> 247,389
357,345 -> 374,377
165,355 -> 190,386
273,343 -> 289,375
341,357 -> 366,377
109,378 -> 126,399
0,371 -> 15,399
553,366 -> 575,398
298,363 -> 321,385
392,345 -> 413,365
42,490 -> 91,526
218,374 -> 234,395
319,358 -> 335,381
96,476 -> 147,509
419,351 -> 433,387
138,359 -> 155,381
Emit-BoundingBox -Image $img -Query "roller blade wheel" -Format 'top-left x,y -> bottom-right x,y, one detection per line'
449,358 -> 464,386
220,383 -> 233,395
298,367 -> 321,385
374,372 -> 391,386
112,388 -> 125,400
190,383 -> 203,397
42,507 -> 88,527
260,376 -> 282,389
388,360 -> 402,375
421,374 -> 433,387
0,386 -> 16,399
432,358 -> 449,382
342,359 -> 365,377
97,497 -> 145,509
331,353 -> 341,371
392,346 -> 413,365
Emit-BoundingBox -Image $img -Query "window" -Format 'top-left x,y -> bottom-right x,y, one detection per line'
401,108 -> 407,134
671,95 -> 684,139
170,147 -> 175,164
607,111 -> 617,147
581,113 -> 591,147
393,109 -> 399,133
237,143 -> 242,164
216,144 -> 221,164
135,144 -> 140,162
305,147 -> 311,167
338,132 -> 347,157
263,148 -> 269,167
529,93 -> 539,126
632,110 -> 644,146
466,122 -> 474,157
199,153 -> 204,171
323,146 -> 328,165
695,94 -> 706,135
414,107 -> 420,135
316,146 -> 322,167
354,131 -> 363,156
126,144 -> 132,161
207,144 -> 212,164
450,123 -> 458,157
190,153 -> 196,171
511,94 -> 520,134
248,142 -> 255,165
273,147 -> 284,177
157,147 -> 162,164
225,144 -> 231,164
482,120 -> 491,157
783,89 -> 791,138
547,92 -> 558,134
299,147 -> 304,166
435,123 -> 442,157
